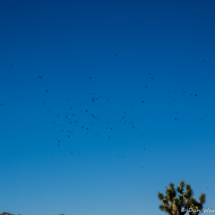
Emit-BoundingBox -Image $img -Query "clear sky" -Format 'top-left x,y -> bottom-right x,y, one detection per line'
0,0 -> 215,214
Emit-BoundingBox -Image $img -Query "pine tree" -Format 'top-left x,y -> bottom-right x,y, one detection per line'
158,181 -> 206,215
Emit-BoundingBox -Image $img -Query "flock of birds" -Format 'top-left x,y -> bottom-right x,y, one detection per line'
1,58 -> 212,168
36,70 -> 159,161
20,58 -> 209,162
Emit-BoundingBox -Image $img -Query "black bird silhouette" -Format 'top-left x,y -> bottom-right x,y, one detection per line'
10,65 -> 12,67
45,90 -> 48,92
38,76 -> 42,78
89,77 -> 91,79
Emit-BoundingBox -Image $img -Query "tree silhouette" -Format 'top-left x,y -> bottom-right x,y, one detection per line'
158,181 -> 206,215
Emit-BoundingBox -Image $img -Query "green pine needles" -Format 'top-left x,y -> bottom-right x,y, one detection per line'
158,181 -> 206,215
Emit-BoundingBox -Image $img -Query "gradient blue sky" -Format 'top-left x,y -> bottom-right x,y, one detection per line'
0,0 -> 215,214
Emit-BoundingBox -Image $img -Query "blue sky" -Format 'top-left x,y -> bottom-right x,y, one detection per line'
0,0 -> 215,214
